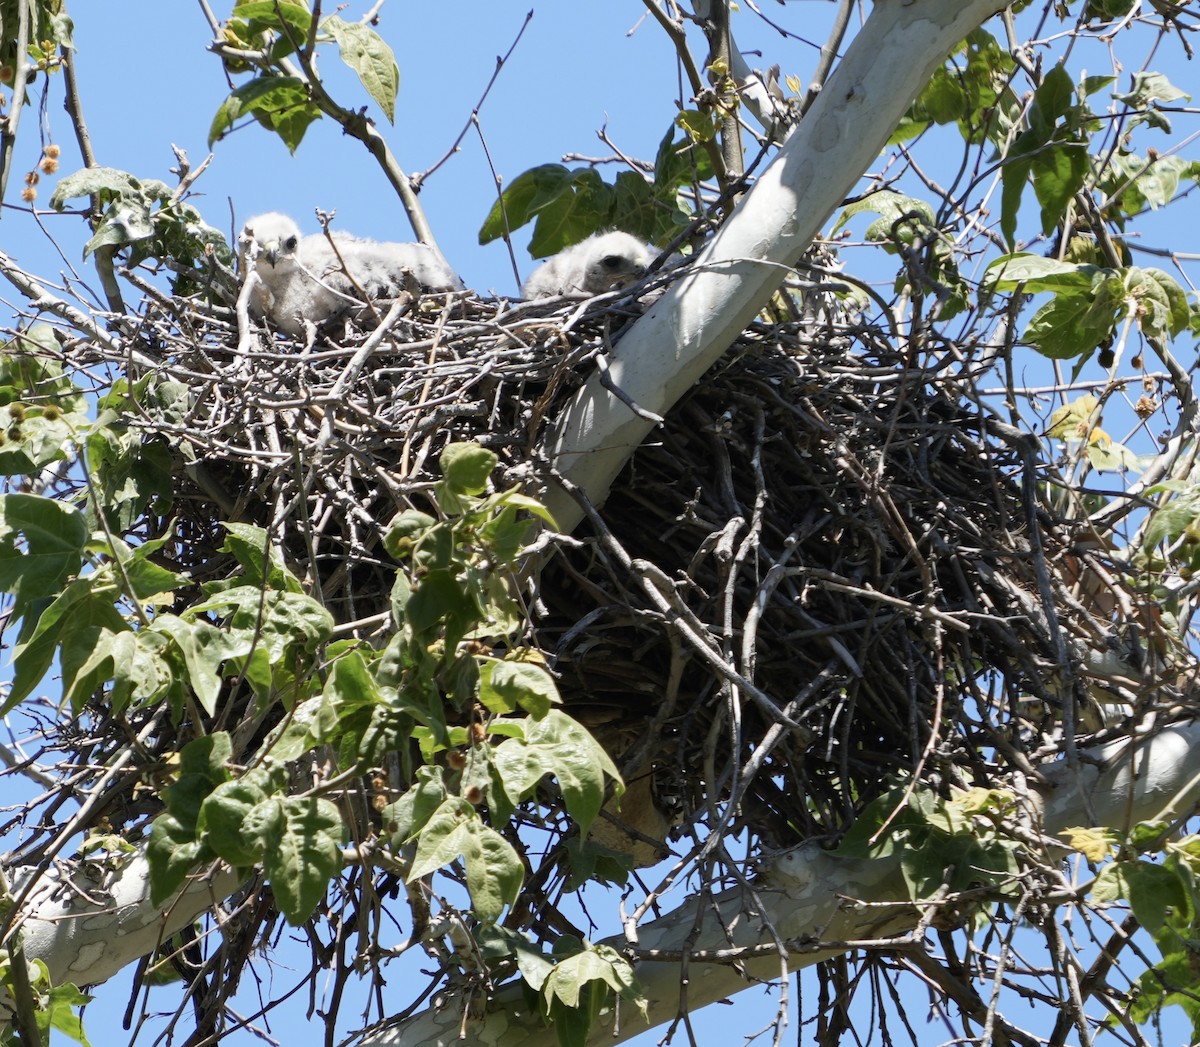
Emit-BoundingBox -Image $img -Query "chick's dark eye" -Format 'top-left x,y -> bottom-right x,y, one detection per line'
601,255 -> 623,270
285,236 -> 298,251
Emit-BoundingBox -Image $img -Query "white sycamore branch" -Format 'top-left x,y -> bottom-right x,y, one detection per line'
542,0 -> 1009,531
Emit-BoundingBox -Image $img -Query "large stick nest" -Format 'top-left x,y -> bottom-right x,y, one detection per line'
49,278 -> 1188,851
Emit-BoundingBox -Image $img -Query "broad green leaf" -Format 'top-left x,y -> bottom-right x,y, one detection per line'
232,0 -> 314,37
384,765 -> 449,844
1142,484 -> 1200,554
832,190 -> 935,238
198,766 -> 287,867
1029,64 -> 1075,138
209,75 -> 321,153
527,169 -> 616,258
405,568 -> 478,645
103,532 -> 186,603
383,509 -> 436,559
324,16 -> 399,122
652,126 -> 714,191
565,838 -> 633,890
1116,71 -> 1190,110
219,521 -> 302,592
9,573 -> 128,712
1093,859 -> 1190,933
1129,267 -> 1191,340
479,165 -> 573,245
675,109 -> 717,144
492,710 -> 622,835
440,441 -> 497,496
1059,826 -> 1115,862
0,494 -> 86,608
164,732 -> 235,828
477,925 -> 556,991
41,977 -> 92,1047
1086,0 -> 1136,18
49,166 -> 141,211
986,254 -> 1098,292
1086,438 -> 1141,473
86,428 -> 174,530
1022,283 -> 1120,359
245,795 -> 343,924
151,614 -> 251,716
148,734 -> 233,904
408,797 -> 523,921
1047,394 -> 1100,440
543,943 -> 642,1010
479,658 -> 560,717
147,811 -> 215,908
1030,139 -> 1090,237
999,152 -> 1032,248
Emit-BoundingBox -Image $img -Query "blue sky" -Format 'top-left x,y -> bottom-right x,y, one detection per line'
4,2 -> 1200,1045
6,2 -> 834,298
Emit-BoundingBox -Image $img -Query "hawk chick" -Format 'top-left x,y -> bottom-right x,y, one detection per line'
240,212 -> 464,336
521,231 -> 654,299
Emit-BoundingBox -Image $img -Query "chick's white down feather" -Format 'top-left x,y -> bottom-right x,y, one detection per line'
521,231 -> 655,299
240,212 -> 464,336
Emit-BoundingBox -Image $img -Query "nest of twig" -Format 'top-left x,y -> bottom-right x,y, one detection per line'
50,279 -> 1188,850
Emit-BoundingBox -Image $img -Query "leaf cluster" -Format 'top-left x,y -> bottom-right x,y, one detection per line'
210,1 -> 399,153
49,167 -> 234,295
479,126 -> 713,258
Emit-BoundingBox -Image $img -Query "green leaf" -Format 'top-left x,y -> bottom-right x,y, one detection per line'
405,568 -> 478,645
384,765 -> 449,843
209,75 -> 321,153
219,521 -> 303,592
1116,71 -> 1191,110
1142,483 -> 1200,554
408,797 -> 524,922
245,796 -> 343,924
0,494 -> 86,610
383,509 -> 436,559
1030,139 -> 1090,237
150,614 -> 250,716
477,925 -> 556,991
543,943 -> 640,1010
1129,267 -> 1190,340
1022,285 -> 1119,360
232,1 -> 314,37
1093,860 -> 1190,933
41,978 -> 92,1047
86,428 -> 174,530
147,812 -> 214,907
9,573 -> 128,713
999,152 -> 1032,249
492,711 -> 622,835
832,190 -> 936,240
986,254 -> 1099,292
198,765 -> 287,867
148,734 -> 233,904
323,16 -> 399,122
479,165 -> 573,245
440,441 -> 497,496
1029,64 -> 1075,138
479,658 -> 560,717
48,166 -> 141,211
527,169 -> 615,258
675,109 -> 717,144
